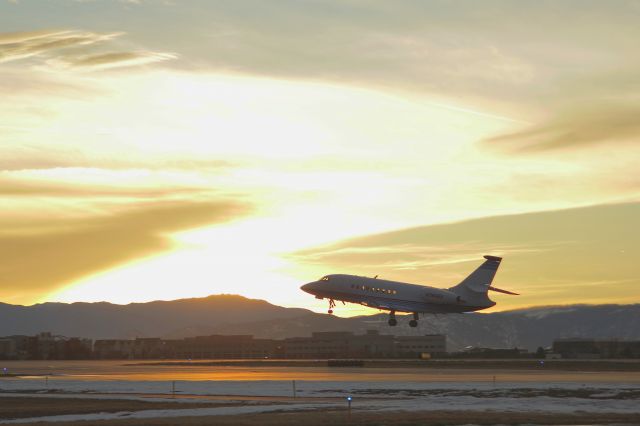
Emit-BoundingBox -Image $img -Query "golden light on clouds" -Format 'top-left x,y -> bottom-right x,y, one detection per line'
1,1 -> 639,314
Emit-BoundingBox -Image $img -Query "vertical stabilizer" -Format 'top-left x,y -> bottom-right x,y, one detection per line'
448,255 -> 502,306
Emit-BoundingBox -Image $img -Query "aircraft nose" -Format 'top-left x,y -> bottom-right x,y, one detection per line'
300,282 -> 316,293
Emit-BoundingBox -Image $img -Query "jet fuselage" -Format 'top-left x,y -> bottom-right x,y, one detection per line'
301,274 -> 494,314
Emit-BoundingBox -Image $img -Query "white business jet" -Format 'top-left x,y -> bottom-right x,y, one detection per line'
300,255 -> 518,327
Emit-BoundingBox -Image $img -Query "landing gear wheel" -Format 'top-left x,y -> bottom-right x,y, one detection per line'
409,320 -> 418,327
388,311 -> 397,326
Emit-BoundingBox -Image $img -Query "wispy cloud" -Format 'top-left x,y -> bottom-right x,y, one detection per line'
291,241 -> 555,271
0,29 -> 175,70
0,174 -> 201,197
485,101 -> 640,152
47,51 -> 177,71
0,29 -> 119,63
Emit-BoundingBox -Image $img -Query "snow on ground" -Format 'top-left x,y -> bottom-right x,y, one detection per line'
1,377 -> 639,396
1,379 -> 639,422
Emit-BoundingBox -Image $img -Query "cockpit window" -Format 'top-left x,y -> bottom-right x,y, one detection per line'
320,276 -> 330,281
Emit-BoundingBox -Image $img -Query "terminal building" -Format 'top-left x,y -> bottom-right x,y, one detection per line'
170,335 -> 279,359
282,330 -> 445,359
2,330 -> 445,360
0,332 -> 92,360
93,330 -> 445,360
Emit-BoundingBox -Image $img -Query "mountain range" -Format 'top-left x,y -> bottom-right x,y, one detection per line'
2,295 -> 639,351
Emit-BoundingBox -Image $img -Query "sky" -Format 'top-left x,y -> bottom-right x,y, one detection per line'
1,0 -> 639,315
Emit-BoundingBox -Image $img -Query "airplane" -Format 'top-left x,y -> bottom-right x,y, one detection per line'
300,255 -> 518,327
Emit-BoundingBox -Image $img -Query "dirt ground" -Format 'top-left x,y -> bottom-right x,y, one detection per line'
0,397 -> 234,420
7,409 -> 640,426
1,398 -> 640,426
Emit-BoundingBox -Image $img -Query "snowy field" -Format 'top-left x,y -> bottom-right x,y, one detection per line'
1,362 -> 639,423
1,377 -> 639,423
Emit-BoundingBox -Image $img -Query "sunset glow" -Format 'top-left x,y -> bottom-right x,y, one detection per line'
2,1 -> 638,315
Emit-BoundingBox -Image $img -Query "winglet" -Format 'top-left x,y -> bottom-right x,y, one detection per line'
483,255 -> 502,262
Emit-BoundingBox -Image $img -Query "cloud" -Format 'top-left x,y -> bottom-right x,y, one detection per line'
3,3 -> 640,134
291,243 -> 545,271
0,175 -> 202,197
0,29 -> 175,70
0,29 -> 69,45
289,202 -> 640,308
0,199 -> 250,303
47,51 -> 177,71
485,102 -> 640,152
0,30 -> 120,63
0,139 -> 235,172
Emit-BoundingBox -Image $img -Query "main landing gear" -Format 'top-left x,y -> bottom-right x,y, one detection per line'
388,311 -> 397,326
388,311 -> 419,327
409,312 -> 419,328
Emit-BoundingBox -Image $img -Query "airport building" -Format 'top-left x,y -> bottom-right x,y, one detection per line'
92,330 -> 445,359
0,332 -> 92,360
169,335 -> 279,359
394,335 -> 448,358
2,330 -> 445,360
282,330 -> 445,359
93,339 -> 135,359
552,338 -> 640,359
283,330 -> 395,358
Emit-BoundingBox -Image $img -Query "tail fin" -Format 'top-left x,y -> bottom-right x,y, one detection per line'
448,255 -> 503,306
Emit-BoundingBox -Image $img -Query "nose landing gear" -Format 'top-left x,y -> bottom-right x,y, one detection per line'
328,299 -> 336,314
388,311 -> 397,326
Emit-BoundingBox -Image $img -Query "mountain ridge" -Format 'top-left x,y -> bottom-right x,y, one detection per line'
2,295 -> 639,351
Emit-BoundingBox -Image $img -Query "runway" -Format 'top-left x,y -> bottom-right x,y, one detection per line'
2,359 -> 640,383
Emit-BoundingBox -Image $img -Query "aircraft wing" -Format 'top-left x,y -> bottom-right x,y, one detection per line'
361,299 -> 424,314
361,298 -> 465,314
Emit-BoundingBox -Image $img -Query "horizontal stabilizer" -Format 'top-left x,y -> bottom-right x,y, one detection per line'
488,286 -> 519,296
